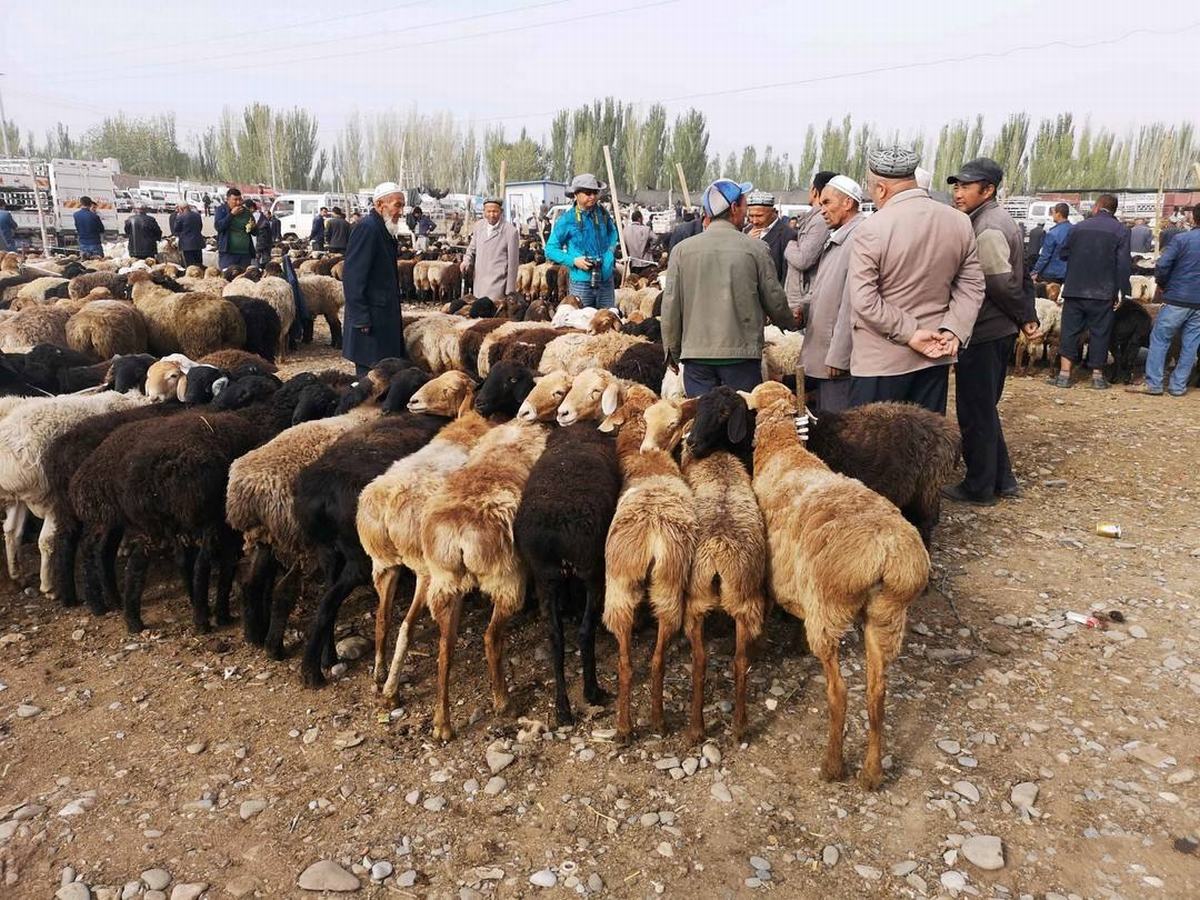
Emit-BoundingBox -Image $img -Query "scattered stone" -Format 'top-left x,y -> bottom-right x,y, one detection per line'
1166,768 -> 1195,785
370,861 -> 393,881
587,873 -> 604,892
891,861 -> 919,877
941,871 -> 967,892
142,870 -> 172,891
56,885 -> 90,900
961,835 -> 1005,871
710,782 -> 732,803
937,739 -> 961,754
224,875 -> 257,899
681,757 -> 699,777
701,743 -> 722,766
1129,625 -> 1147,639
640,812 -> 660,827
422,796 -> 445,812
656,841 -> 673,857
854,865 -> 882,880
1011,782 -> 1039,809
822,845 -> 839,867
529,870 -> 557,888
16,704 -> 41,718
1128,743 -> 1175,768
486,748 -> 515,774
483,776 -> 506,796
169,884 -> 208,900
185,742 -> 206,755
591,728 -> 617,740
1162,655 -> 1186,671
953,781 -> 980,803
297,860 -> 360,892
239,800 -> 266,821
653,756 -> 680,771
335,635 -> 372,661
749,856 -> 771,872
396,870 -> 417,888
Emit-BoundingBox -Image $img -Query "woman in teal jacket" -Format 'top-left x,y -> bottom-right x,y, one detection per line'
545,174 -> 619,308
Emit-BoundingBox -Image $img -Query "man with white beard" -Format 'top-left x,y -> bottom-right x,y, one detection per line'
342,182 -> 408,375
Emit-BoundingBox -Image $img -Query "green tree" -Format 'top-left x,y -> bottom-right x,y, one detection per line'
668,108 -> 710,192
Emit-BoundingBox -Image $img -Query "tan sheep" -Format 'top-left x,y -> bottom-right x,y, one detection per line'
741,381 -> 929,789
0,305 -> 72,352
66,300 -> 149,360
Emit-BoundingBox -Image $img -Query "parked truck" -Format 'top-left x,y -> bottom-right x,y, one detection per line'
0,157 -> 119,249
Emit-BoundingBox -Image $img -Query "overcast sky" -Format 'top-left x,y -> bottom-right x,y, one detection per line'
5,0 -> 1199,160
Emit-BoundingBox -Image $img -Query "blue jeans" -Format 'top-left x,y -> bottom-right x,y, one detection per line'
218,252 -> 254,271
79,242 -> 103,257
1145,303 -> 1200,394
570,279 -> 615,309
683,360 -> 762,397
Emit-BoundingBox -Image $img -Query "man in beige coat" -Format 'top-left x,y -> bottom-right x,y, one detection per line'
463,198 -> 519,301
846,147 -> 985,413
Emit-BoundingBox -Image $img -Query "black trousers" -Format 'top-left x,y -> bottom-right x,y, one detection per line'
1060,297 -> 1115,369
182,249 -> 203,267
807,376 -> 851,413
355,363 -> 370,378
850,364 -> 949,414
683,360 -> 762,397
955,334 -> 1017,498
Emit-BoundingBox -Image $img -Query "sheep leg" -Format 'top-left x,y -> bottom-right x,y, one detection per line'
684,613 -> 707,745
176,543 -> 198,603
326,313 -> 342,349
37,512 -> 58,597
372,565 -> 401,684
649,615 -> 674,735
212,527 -> 240,627
484,595 -> 518,719
80,533 -> 107,616
302,318 -> 315,344
241,544 -> 276,645
189,541 -> 214,633
732,615 -> 753,743
859,623 -> 889,791
53,518 -> 82,608
300,565 -> 359,687
537,574 -> 572,725
818,641 -> 848,782
265,564 -> 300,660
4,501 -> 28,582
613,620 -> 635,743
431,591 -> 465,741
121,543 -> 151,633
98,526 -> 124,611
579,576 -> 610,707
381,574 -> 428,701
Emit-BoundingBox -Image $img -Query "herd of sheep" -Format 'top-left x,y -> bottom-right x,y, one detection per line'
0,245 -> 967,791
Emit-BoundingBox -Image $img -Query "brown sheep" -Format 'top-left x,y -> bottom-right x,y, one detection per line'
127,270 -> 246,358
0,305 -> 72,352
597,386 -> 696,741
66,299 -> 149,360
741,382 -> 929,789
68,270 -> 127,300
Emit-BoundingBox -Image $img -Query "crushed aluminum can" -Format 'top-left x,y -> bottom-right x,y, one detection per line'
1066,611 -> 1104,629
1095,522 -> 1122,538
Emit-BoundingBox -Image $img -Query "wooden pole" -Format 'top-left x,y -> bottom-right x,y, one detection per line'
28,160 -> 50,257
675,162 -> 692,209
603,146 -> 630,281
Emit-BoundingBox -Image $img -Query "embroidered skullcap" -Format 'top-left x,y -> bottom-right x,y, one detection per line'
745,190 -> 776,207
868,146 -> 920,178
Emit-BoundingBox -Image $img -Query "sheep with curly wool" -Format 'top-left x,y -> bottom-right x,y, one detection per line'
538,330 -> 648,376
648,387 -> 767,742
0,304 -> 72,352
741,381 -> 929,789
296,275 -> 343,347
68,270 -> 127,300
65,300 -> 148,360
127,270 -> 246,358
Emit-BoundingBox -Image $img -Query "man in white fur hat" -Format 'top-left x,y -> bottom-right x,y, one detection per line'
799,175 -> 866,413
342,182 -> 407,374
463,197 -> 519,302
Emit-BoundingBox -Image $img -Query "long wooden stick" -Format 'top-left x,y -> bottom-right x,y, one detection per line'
603,145 -> 630,274
498,159 -> 507,222
675,162 -> 692,209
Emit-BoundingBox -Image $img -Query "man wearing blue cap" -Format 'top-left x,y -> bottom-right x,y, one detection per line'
662,178 -> 796,397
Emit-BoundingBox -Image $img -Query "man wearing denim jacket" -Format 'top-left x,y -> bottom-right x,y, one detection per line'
545,174 -> 618,308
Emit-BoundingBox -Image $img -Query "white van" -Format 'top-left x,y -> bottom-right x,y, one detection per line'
1024,200 -> 1083,229
271,193 -> 358,241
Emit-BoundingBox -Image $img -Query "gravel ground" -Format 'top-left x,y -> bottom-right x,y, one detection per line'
1,339 -> 1198,900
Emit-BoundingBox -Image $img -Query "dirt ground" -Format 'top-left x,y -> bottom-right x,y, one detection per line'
1,333 -> 1198,900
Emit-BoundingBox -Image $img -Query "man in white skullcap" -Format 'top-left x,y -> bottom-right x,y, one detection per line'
342,182 -> 408,374
463,196 -> 519,301
744,190 -> 795,283
799,175 -> 866,413
845,146 -> 984,417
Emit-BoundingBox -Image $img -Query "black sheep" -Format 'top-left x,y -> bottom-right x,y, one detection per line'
1107,298 -> 1153,384
228,295 -> 283,364
107,354 -> 158,394
609,341 -> 667,392
292,368 -> 445,686
14,344 -> 95,394
474,359 -> 535,418
514,423 -> 621,724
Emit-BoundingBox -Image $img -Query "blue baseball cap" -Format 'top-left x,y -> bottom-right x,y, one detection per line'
702,179 -> 753,217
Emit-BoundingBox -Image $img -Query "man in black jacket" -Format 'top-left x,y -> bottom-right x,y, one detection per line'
744,191 -> 796,284
172,202 -> 205,266
1024,221 -> 1044,272
342,183 -> 407,376
1051,194 -> 1131,389
310,206 -> 328,250
324,207 -> 351,253
666,207 -> 705,256
943,159 -> 1038,505
124,204 -> 162,259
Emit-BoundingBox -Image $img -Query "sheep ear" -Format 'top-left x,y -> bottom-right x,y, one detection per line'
736,389 -> 754,407
597,410 -> 621,433
678,397 -> 699,422
211,376 -> 229,397
600,382 -> 622,416
726,401 -> 749,445
456,388 -> 475,418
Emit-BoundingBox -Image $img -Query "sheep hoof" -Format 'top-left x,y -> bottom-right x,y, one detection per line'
493,696 -> 516,718
194,621 -> 212,635
554,704 -> 575,728
615,727 -> 633,746
125,617 -> 146,634
820,758 -> 845,783
432,721 -> 456,742
301,665 -> 327,689
583,686 -> 612,707
857,767 -> 884,792
215,612 -> 235,628
683,726 -> 705,746
266,642 -> 286,662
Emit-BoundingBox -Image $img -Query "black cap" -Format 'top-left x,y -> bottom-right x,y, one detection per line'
947,157 -> 1003,186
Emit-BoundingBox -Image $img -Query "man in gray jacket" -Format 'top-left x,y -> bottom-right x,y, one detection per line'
662,179 -> 796,397
945,158 -> 1039,504
785,171 -> 835,316
799,175 -> 865,413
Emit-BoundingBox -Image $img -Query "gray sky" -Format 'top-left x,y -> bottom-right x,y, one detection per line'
5,0 -> 1199,160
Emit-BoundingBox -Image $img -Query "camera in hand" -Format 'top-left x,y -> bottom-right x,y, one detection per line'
587,256 -> 602,288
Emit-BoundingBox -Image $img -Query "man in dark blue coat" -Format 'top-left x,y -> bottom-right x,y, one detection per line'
73,196 -> 106,257
342,183 -> 407,375
310,206 -> 328,250
1050,193 -> 1131,390
172,202 -> 205,267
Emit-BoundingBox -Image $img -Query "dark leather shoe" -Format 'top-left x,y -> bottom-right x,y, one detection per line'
941,483 -> 997,506
996,484 -> 1023,499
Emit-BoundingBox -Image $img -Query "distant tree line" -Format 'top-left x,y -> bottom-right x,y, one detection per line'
4,104 -> 1195,196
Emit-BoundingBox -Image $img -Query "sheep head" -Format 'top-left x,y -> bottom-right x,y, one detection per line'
596,389 -> 656,434
381,368 -> 432,413
588,309 -> 622,334
686,386 -> 752,459
640,397 -> 698,454
517,369 -> 569,423
145,358 -> 191,402
558,367 -> 621,427
559,294 -> 582,309
408,370 -> 476,417
475,360 -> 535,418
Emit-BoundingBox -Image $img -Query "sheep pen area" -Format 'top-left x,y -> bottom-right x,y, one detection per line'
1,333 -> 1198,900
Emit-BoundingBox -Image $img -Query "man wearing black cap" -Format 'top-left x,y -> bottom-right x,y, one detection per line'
945,158 -> 1039,505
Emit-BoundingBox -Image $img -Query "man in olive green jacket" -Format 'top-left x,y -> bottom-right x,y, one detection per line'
662,179 -> 796,397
